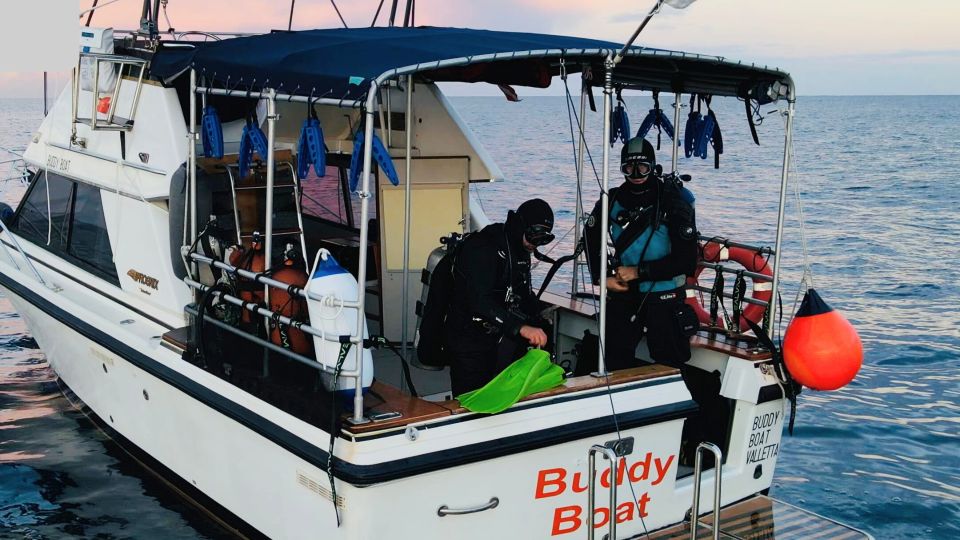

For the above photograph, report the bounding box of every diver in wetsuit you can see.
[585,137,729,462]
[445,199,555,396]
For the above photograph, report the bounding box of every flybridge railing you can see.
[185,252,365,381]
[70,52,148,145]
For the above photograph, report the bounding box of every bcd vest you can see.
[609,199,686,293]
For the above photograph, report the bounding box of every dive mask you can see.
[524,223,555,247]
[620,159,653,179]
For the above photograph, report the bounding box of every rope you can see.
[782,103,814,336]
[326,341,352,527]
[561,78,652,540]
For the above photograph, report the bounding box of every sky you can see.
[1,0,958,97]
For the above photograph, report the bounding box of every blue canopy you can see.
[151,27,790,102]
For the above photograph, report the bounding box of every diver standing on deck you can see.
[445,199,555,396]
[585,136,698,368]
[585,137,728,460]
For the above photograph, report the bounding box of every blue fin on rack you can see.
[348,131,400,191]
[201,106,223,159]
[238,117,270,178]
[610,103,630,146]
[297,117,326,179]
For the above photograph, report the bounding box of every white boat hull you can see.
[0,252,787,539]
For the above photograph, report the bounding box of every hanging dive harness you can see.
[685,239,773,333]
[692,96,723,169]
[610,88,630,146]
[297,102,326,179]
[683,94,704,159]
[636,91,677,150]
[348,128,400,191]
[238,113,270,178]
[201,105,224,159]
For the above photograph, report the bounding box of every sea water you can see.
[0,95,958,538]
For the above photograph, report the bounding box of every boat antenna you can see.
[402,0,414,27]
[370,0,385,27]
[287,0,295,30]
[388,0,400,26]
[613,0,698,65]
[330,0,348,28]
[85,0,99,26]
[78,0,128,24]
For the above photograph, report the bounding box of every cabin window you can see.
[302,164,352,225]
[10,172,119,285]
[12,171,73,248]
[300,156,378,229]
[68,182,117,281]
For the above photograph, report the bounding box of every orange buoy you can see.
[782,288,862,390]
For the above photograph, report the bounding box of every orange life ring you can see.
[685,241,773,331]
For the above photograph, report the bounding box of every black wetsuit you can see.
[444,222,539,396]
[584,178,698,367]
[585,178,730,462]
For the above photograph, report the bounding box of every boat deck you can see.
[351,363,678,434]
[161,322,770,436]
[646,494,872,539]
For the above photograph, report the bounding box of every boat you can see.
[0,1,873,538]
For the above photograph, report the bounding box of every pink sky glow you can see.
[1,0,957,96]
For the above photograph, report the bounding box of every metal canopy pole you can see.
[264,88,277,306]
[188,68,198,282]
[768,90,796,335]
[671,91,681,174]
[400,76,414,369]
[593,56,614,377]
[571,78,588,296]
[352,81,380,424]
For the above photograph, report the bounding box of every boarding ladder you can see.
[224,161,308,261]
[585,441,723,540]
[688,442,723,540]
[586,437,634,540]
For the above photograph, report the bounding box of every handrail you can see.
[188,253,361,308]
[688,285,769,308]
[183,305,359,379]
[0,219,49,287]
[195,86,363,110]
[587,445,619,540]
[184,277,362,349]
[183,278,363,379]
[689,442,723,540]
[437,497,499,517]
[697,261,772,282]
[697,235,776,256]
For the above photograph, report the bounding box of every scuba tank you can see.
[228,232,266,326]
[304,249,374,396]
[269,244,313,356]
[414,233,465,370]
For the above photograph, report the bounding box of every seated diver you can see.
[445,199,556,396]
[583,136,730,464]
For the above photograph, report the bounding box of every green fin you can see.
[456,349,565,414]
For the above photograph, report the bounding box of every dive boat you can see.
[0,3,872,539]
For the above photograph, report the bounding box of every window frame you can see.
[10,170,120,286]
